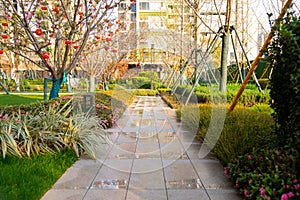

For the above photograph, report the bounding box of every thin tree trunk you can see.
[89,76,95,92]
[49,78,62,99]
[219,0,232,92]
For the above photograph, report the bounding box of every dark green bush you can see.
[131,76,150,89]
[266,11,300,148]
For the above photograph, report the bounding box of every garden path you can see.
[41,96,241,200]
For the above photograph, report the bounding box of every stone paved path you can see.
[42,96,241,200]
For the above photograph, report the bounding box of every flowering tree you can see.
[78,26,141,92]
[0,0,123,99]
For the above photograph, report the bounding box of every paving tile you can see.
[192,160,234,189]
[135,141,160,155]
[132,159,163,173]
[51,160,100,190]
[160,139,186,160]
[100,158,133,173]
[167,189,210,200]
[126,189,167,200]
[129,170,166,190]
[117,133,139,143]
[84,189,126,200]
[41,189,86,200]
[95,159,133,177]
[163,160,201,187]
[107,142,137,159]
[137,132,158,141]
[158,132,177,143]
[206,189,242,200]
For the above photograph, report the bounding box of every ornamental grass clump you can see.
[179,105,274,164]
[0,97,108,159]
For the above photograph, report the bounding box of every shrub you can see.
[266,10,300,149]
[227,148,300,199]
[138,71,159,81]
[95,89,135,128]
[131,76,150,89]
[132,89,158,96]
[179,105,274,164]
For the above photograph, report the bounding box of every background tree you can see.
[0,0,123,99]
[78,28,138,92]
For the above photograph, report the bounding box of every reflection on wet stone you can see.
[92,179,128,189]
[167,179,203,189]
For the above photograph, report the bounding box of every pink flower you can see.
[25,112,29,115]
[96,104,101,108]
[287,192,294,198]
[26,12,33,19]
[260,187,265,198]
[235,182,240,188]
[292,179,298,183]
[4,13,11,20]
[294,184,300,189]
[223,167,229,175]
[247,155,252,159]
[244,189,249,197]
[258,174,263,177]
[281,194,288,200]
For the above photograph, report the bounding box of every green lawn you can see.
[0,150,77,200]
[0,94,44,106]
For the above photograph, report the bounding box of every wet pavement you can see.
[41,96,241,200]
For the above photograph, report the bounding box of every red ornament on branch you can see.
[105,5,110,9]
[53,7,59,13]
[112,49,117,53]
[78,11,83,15]
[95,35,101,39]
[1,22,8,26]
[73,45,79,49]
[65,40,73,45]
[42,52,50,59]
[41,6,47,11]
[0,49,4,54]
[106,37,112,42]
[35,29,43,36]
[1,34,8,39]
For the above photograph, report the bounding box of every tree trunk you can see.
[49,78,62,99]
[89,76,95,92]
[219,33,229,92]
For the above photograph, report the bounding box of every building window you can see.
[140,2,149,10]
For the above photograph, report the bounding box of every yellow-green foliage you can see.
[179,105,274,164]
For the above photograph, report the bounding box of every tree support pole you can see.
[0,82,9,94]
[228,0,293,112]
